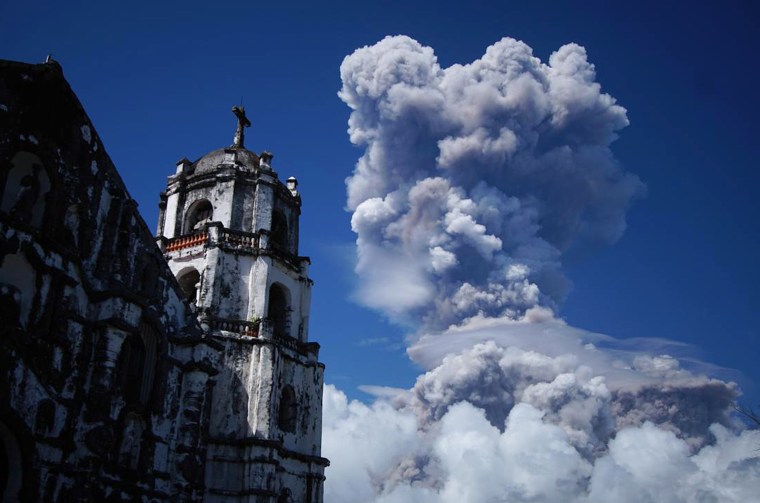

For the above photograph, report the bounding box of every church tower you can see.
[156,107,327,502]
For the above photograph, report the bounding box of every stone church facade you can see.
[0,58,327,502]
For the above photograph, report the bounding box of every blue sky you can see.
[3,0,758,406]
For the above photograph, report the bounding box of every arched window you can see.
[185,199,213,233]
[138,322,158,405]
[118,321,159,406]
[0,253,36,329]
[267,283,291,338]
[119,335,145,404]
[0,152,51,228]
[177,267,201,304]
[278,385,297,433]
[138,259,158,298]
[270,210,288,251]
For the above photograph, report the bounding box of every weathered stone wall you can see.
[0,59,210,502]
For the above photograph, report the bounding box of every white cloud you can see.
[322,385,421,503]
[322,312,746,503]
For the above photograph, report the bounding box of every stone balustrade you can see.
[165,232,207,252]
[206,316,319,358]
[164,225,261,254]
[208,316,260,337]
[219,228,260,250]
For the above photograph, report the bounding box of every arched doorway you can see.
[0,421,22,503]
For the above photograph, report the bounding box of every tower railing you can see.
[207,316,260,337]
[160,224,309,275]
[203,315,319,358]
[218,227,260,251]
[165,231,208,252]
[163,225,261,253]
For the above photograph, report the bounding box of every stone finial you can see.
[260,151,273,171]
[175,157,192,175]
[286,176,299,197]
[231,106,251,148]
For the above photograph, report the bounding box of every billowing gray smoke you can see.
[341,35,644,328]
[324,36,759,502]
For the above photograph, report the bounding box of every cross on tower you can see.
[231,105,251,148]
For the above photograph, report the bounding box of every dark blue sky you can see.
[3,0,758,404]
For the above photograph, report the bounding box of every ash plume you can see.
[324,36,758,502]
[341,35,644,329]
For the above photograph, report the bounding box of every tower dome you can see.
[191,147,260,175]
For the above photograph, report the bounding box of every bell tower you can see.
[156,107,327,502]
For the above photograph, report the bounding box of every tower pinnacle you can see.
[231,105,251,148]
